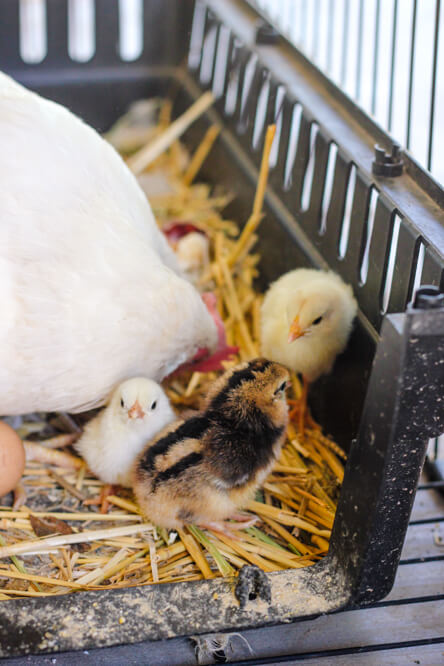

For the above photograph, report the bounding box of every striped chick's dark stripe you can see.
[138,416,208,474]
[152,451,203,489]
[209,359,272,413]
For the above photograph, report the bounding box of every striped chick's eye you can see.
[151,400,157,410]
[275,380,288,395]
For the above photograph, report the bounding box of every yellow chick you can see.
[260,269,357,427]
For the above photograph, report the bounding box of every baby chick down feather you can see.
[133,359,289,530]
[75,378,175,487]
[0,72,219,414]
[260,269,357,382]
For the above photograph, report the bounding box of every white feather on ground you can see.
[260,268,357,382]
[0,72,218,415]
[75,378,175,486]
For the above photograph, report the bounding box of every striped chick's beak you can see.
[288,316,305,343]
[128,400,144,419]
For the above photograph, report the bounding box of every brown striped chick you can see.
[132,358,289,533]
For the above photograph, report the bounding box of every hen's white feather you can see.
[260,269,357,382]
[0,73,217,414]
[75,378,175,486]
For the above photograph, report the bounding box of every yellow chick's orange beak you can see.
[288,317,305,343]
[128,400,144,419]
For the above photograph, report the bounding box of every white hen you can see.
[75,377,175,487]
[0,72,220,415]
[261,269,357,382]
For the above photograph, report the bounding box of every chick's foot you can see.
[99,484,115,513]
[200,515,258,538]
[229,512,258,526]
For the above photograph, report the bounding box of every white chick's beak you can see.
[288,317,306,343]
[128,400,144,419]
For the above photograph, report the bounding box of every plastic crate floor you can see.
[2,477,443,666]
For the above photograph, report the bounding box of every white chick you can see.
[260,269,357,427]
[75,378,175,487]
[175,232,210,285]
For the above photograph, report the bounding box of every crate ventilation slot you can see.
[359,186,379,286]
[68,0,95,63]
[212,25,230,99]
[252,75,270,150]
[410,240,426,301]
[19,0,47,64]
[200,23,218,85]
[238,54,259,132]
[188,0,206,70]
[319,142,338,236]
[118,0,143,62]
[283,104,303,191]
[269,85,286,168]
[338,163,357,259]
[300,123,319,213]
[380,213,402,314]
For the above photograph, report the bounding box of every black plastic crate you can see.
[0,0,443,657]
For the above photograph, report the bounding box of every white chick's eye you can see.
[312,316,323,326]
[120,398,124,408]
[151,400,157,410]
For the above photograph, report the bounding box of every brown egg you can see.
[0,421,25,497]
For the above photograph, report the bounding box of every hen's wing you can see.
[0,73,216,414]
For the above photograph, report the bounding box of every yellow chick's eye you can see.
[120,398,124,408]
[312,315,323,326]
[151,400,157,410]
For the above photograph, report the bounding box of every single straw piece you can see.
[220,257,257,358]
[49,469,87,501]
[0,524,155,558]
[127,92,215,175]
[177,528,214,579]
[0,509,141,522]
[229,124,276,266]
[182,125,221,186]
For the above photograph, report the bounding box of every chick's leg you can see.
[99,484,115,514]
[298,376,309,435]
[83,483,116,510]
